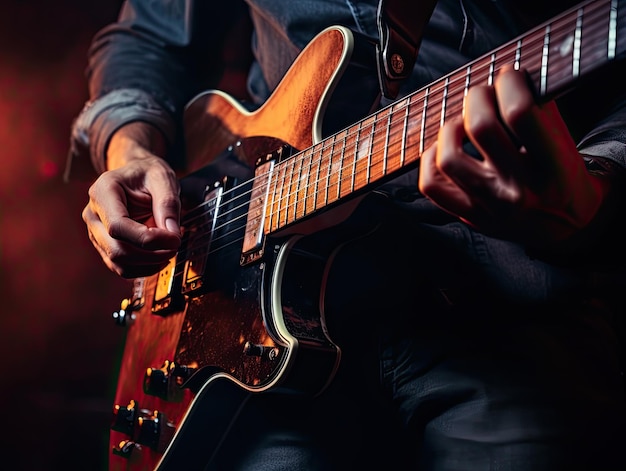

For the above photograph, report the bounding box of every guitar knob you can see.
[112,298,137,327]
[144,365,169,399]
[144,360,191,400]
[112,439,137,459]
[111,399,137,435]
[168,361,197,386]
[136,411,162,450]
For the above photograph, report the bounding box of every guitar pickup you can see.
[152,254,185,315]
[181,185,222,295]
[241,154,277,265]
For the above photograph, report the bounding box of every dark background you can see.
[0,1,146,469]
[0,2,252,469]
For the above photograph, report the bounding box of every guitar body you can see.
[109,26,381,471]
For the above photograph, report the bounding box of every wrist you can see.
[528,156,626,269]
[106,122,168,170]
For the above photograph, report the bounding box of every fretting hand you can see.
[419,65,609,247]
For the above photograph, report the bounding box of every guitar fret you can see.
[293,149,307,219]
[609,0,618,58]
[284,157,296,225]
[440,77,449,128]
[265,169,275,232]
[286,156,296,224]
[574,8,583,77]
[400,96,409,167]
[299,151,308,218]
[494,42,518,77]
[541,25,551,96]
[337,129,348,200]
[383,109,391,177]
[302,147,314,217]
[419,86,429,155]
[424,81,445,146]
[369,109,387,181]
[323,135,335,208]
[280,159,291,228]
[325,132,339,205]
[292,155,302,223]
[388,99,406,173]
[307,143,322,215]
[366,113,375,185]
[544,10,579,95]
[514,39,522,70]
[488,53,496,86]
[271,161,287,231]
[353,115,375,192]
[337,123,360,199]
[346,121,361,196]
[323,139,334,210]
[570,0,615,89]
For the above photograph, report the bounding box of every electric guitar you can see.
[107,0,626,469]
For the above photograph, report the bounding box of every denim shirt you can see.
[68,0,626,177]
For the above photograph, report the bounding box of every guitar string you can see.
[168,0,614,280]
[180,0,610,235]
[180,0,611,236]
[260,0,613,227]
[178,0,604,243]
[178,0,612,257]
[182,1,610,233]
[173,0,613,277]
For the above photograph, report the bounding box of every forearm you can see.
[106,122,169,171]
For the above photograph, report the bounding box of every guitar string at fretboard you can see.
[173,0,619,278]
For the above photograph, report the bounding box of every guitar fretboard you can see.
[260,0,624,234]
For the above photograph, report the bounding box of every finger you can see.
[464,81,524,178]
[107,216,181,251]
[83,204,178,266]
[419,132,473,217]
[87,227,174,278]
[144,164,182,235]
[87,178,181,251]
[436,117,501,202]
[421,120,522,229]
[495,67,584,185]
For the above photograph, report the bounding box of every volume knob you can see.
[136,411,162,450]
[112,439,138,459]
[111,399,137,435]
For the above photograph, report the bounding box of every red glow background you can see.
[0,2,252,469]
[0,1,134,469]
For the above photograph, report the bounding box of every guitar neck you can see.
[262,0,625,234]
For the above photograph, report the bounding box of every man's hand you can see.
[82,123,182,278]
[418,65,609,247]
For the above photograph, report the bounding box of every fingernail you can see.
[165,217,180,234]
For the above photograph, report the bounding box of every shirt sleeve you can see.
[67,0,248,179]
[577,94,626,169]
